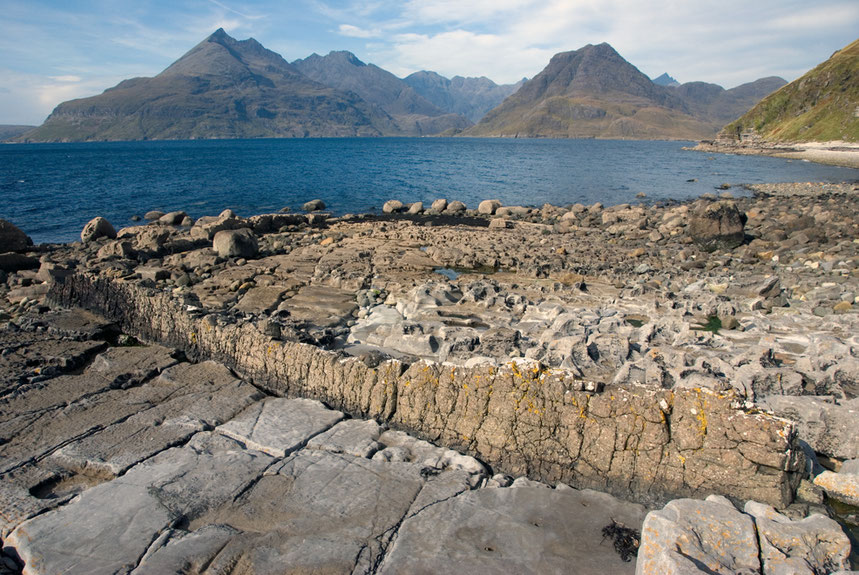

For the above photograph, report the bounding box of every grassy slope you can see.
[723,39,859,142]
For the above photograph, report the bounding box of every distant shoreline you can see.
[690,140,859,170]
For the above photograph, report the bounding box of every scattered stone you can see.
[80,217,117,243]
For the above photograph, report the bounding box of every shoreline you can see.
[1,184,858,572]
[691,139,859,170]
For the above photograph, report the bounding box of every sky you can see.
[1,0,857,125]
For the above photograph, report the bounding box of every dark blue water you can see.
[1,138,857,244]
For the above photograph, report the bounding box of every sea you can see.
[1,138,857,245]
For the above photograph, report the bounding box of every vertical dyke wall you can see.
[50,273,804,507]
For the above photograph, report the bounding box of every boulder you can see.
[81,217,117,243]
[430,199,448,212]
[0,252,39,272]
[445,200,466,214]
[813,470,859,506]
[688,200,745,252]
[744,501,851,574]
[478,199,502,215]
[407,202,424,214]
[636,496,760,574]
[190,215,247,241]
[212,228,258,259]
[383,200,405,214]
[302,199,326,212]
[158,211,188,226]
[143,210,164,221]
[0,219,33,251]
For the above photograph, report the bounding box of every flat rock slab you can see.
[234,285,288,315]
[0,332,106,396]
[7,432,274,575]
[50,361,264,476]
[185,450,430,573]
[217,397,344,457]
[279,285,358,328]
[379,485,647,574]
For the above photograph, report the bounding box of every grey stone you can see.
[0,219,33,251]
[636,496,759,574]
[158,211,188,226]
[302,199,326,212]
[381,486,647,575]
[813,470,859,506]
[688,200,745,252]
[81,217,117,243]
[841,459,859,475]
[761,395,859,460]
[305,418,383,458]
[478,199,502,215]
[383,199,404,213]
[144,210,165,221]
[133,524,239,575]
[407,201,424,214]
[445,200,467,214]
[431,198,447,211]
[216,397,344,457]
[0,253,38,272]
[744,500,851,574]
[212,228,258,259]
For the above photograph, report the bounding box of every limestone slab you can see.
[216,397,344,457]
[380,486,647,575]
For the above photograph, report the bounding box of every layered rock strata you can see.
[51,273,803,507]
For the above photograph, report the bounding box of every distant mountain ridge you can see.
[16,30,788,142]
[466,43,785,139]
[0,125,36,142]
[652,73,679,87]
[721,38,859,142]
[292,51,471,136]
[19,29,401,142]
[402,71,524,123]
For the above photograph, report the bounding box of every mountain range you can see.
[722,38,858,142]
[18,29,788,143]
[465,43,786,139]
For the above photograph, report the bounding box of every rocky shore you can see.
[1,183,858,573]
[692,140,859,169]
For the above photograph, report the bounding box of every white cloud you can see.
[338,24,380,38]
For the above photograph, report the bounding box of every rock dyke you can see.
[50,273,804,507]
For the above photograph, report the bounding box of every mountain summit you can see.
[20,30,400,141]
[467,43,710,139]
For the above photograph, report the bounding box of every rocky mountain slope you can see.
[721,38,859,142]
[466,43,716,139]
[670,77,787,131]
[18,30,401,142]
[402,71,524,123]
[292,51,471,136]
[467,44,785,140]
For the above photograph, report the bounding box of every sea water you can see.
[1,138,857,244]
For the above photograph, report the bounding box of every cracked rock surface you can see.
[0,310,651,574]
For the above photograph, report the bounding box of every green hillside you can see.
[722,38,859,142]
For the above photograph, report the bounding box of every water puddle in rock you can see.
[434,266,499,281]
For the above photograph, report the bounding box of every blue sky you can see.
[1,0,857,125]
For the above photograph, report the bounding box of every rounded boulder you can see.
[81,217,117,243]
[383,200,405,214]
[445,200,467,214]
[0,219,33,252]
[688,200,745,252]
[213,228,259,259]
[302,199,326,212]
[478,199,502,215]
